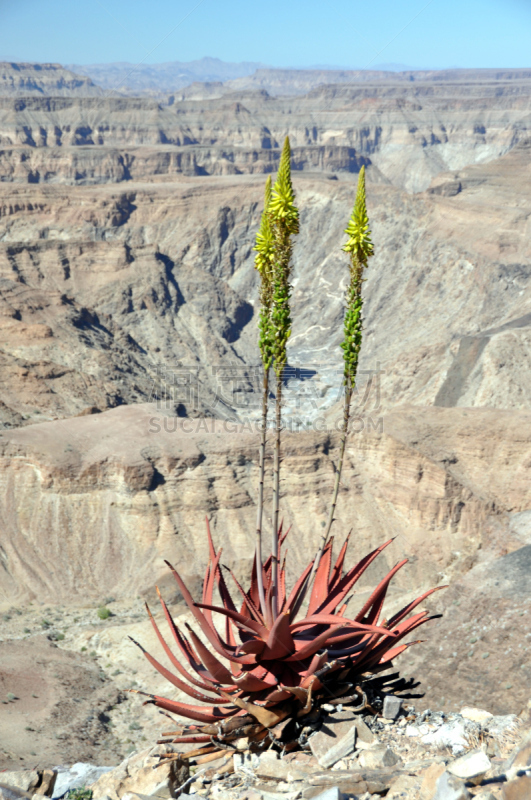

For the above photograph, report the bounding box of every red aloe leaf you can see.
[237,639,266,656]
[261,612,295,660]
[279,522,290,548]
[328,628,382,660]
[287,559,315,620]
[205,515,217,562]
[324,628,370,646]
[195,603,268,639]
[226,620,242,678]
[233,673,278,692]
[202,564,211,607]
[165,560,238,662]
[202,547,224,627]
[129,636,229,704]
[300,650,329,679]
[223,566,264,625]
[354,559,408,623]
[378,642,412,664]
[291,614,392,637]
[386,586,447,629]
[150,695,236,723]
[145,601,220,694]
[217,566,238,615]
[249,554,268,614]
[285,624,345,662]
[185,625,235,684]
[308,538,334,616]
[355,613,433,671]
[315,539,394,616]
[388,610,429,637]
[155,591,223,692]
[329,531,351,592]
[279,558,287,611]
[362,586,388,628]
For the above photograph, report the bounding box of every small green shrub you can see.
[67,789,93,800]
[97,607,111,620]
[6,693,16,702]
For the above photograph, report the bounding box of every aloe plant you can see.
[133,158,443,763]
[132,523,442,755]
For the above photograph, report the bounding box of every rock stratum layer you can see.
[2,402,530,604]
[1,75,531,191]
[1,142,531,428]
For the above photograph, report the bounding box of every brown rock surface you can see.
[89,746,188,800]
[1,403,530,606]
[0,637,124,769]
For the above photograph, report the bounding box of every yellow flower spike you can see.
[269,137,299,235]
[342,166,374,265]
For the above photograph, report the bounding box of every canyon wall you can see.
[1,76,531,191]
[1,143,530,429]
[1,403,530,606]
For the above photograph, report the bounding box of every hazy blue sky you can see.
[0,0,530,69]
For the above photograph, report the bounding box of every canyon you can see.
[0,61,530,767]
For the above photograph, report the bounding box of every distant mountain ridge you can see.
[2,60,531,99]
[225,66,531,95]
[0,61,103,96]
[67,56,265,94]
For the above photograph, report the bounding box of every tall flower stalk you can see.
[310,166,374,585]
[253,176,274,618]
[267,137,299,619]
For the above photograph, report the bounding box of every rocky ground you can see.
[1,403,531,769]
[1,694,531,799]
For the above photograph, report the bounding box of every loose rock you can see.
[89,748,188,800]
[383,696,402,721]
[358,746,401,770]
[447,748,491,782]
[433,771,471,800]
[0,787,34,800]
[460,707,493,724]
[0,774,39,794]
[53,764,115,799]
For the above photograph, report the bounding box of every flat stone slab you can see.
[447,748,491,780]
[309,711,375,768]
